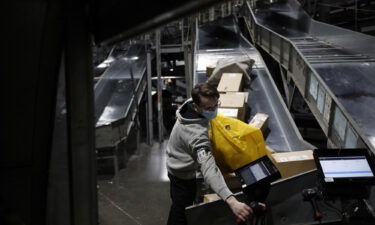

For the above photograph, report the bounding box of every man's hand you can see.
[226,196,253,221]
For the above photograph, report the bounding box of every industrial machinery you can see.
[184,0,375,224]
[93,0,375,224]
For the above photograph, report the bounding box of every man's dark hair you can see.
[191,83,219,105]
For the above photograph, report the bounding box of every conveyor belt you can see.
[194,16,312,152]
[94,44,147,148]
[243,0,375,154]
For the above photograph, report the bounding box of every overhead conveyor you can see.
[193,16,312,152]
[242,0,375,154]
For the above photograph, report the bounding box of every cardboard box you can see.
[265,145,277,167]
[218,108,238,119]
[203,193,220,203]
[217,73,243,92]
[224,92,248,104]
[270,150,316,179]
[266,145,276,156]
[206,66,215,77]
[249,113,269,133]
[219,93,245,121]
[220,93,245,108]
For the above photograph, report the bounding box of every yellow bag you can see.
[209,113,267,172]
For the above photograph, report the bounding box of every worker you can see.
[166,83,253,225]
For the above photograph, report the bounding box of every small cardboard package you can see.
[249,113,269,133]
[270,150,316,179]
[218,108,239,119]
[219,93,245,121]
[226,92,249,103]
[217,73,243,92]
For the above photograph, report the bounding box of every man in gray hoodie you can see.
[166,83,252,225]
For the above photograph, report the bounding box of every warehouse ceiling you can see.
[92,0,226,45]
[299,0,375,36]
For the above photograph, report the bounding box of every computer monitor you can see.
[314,148,375,198]
[320,155,373,179]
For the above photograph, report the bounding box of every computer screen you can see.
[249,163,268,181]
[235,155,280,188]
[314,148,375,198]
[319,156,374,179]
[314,148,375,185]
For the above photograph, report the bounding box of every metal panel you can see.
[266,171,342,225]
[270,33,281,58]
[314,63,375,150]
[186,194,244,225]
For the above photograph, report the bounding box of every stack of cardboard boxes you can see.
[215,72,269,132]
[216,73,248,122]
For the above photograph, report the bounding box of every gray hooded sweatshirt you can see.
[166,99,233,200]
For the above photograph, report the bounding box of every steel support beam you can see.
[184,45,193,98]
[155,30,164,143]
[146,48,154,145]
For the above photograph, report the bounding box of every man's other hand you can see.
[225,196,253,221]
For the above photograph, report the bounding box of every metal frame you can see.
[146,45,154,146]
[155,29,164,143]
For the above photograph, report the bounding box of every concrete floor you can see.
[98,141,170,225]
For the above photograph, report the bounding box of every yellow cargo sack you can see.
[208,113,267,172]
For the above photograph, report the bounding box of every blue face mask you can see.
[202,108,218,120]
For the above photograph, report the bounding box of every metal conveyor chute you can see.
[194,16,312,152]
[94,44,147,149]
[243,0,375,154]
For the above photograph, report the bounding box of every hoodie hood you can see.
[176,99,209,125]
